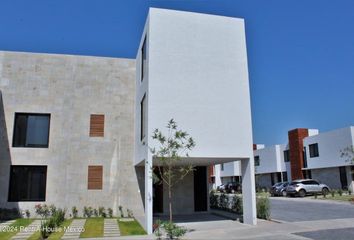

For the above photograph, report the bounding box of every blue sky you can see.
[1,0,353,145]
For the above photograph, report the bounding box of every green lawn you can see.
[118,219,146,236]
[80,218,104,238]
[27,219,74,240]
[312,194,354,202]
[0,218,33,240]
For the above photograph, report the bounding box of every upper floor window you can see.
[89,114,105,137]
[283,150,290,162]
[254,156,260,166]
[140,94,146,141]
[309,143,319,158]
[221,163,224,171]
[13,113,50,148]
[141,36,147,82]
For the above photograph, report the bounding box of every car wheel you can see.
[299,189,306,197]
[322,187,329,195]
[282,190,287,197]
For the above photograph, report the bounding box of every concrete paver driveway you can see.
[270,196,354,222]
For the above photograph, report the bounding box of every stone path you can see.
[11,219,41,240]
[61,219,86,239]
[0,219,15,229]
[104,219,121,238]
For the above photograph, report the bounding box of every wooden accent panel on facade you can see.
[88,166,103,190]
[89,114,104,137]
[288,128,308,180]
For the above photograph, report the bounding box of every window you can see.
[13,113,50,148]
[89,114,104,137]
[8,166,47,201]
[140,94,146,141]
[303,147,308,168]
[309,143,319,158]
[254,156,260,166]
[141,36,147,81]
[221,163,224,171]
[88,166,103,190]
[283,150,290,162]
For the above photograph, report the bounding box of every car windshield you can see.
[290,181,300,185]
[273,183,282,187]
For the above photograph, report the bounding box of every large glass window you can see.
[8,166,47,201]
[283,150,290,162]
[254,156,260,166]
[140,94,146,141]
[309,143,319,158]
[13,113,50,148]
[141,36,147,81]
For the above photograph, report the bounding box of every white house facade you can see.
[0,8,257,234]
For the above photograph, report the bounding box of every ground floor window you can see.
[8,166,47,201]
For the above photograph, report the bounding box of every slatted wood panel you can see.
[88,166,103,190]
[90,114,104,137]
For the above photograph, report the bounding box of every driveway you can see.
[270,197,354,222]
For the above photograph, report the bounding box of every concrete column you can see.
[241,158,257,225]
[145,155,153,234]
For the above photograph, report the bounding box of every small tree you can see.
[150,119,196,223]
[340,145,354,164]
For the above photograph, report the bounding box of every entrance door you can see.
[194,166,207,212]
[339,166,348,190]
[153,168,163,213]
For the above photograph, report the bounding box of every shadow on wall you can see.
[0,91,20,219]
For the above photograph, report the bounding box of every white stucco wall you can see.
[136,8,253,161]
[304,126,354,169]
[254,145,285,174]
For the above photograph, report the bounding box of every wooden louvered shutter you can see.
[88,166,103,190]
[90,114,104,137]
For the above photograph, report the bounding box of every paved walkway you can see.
[104,219,121,238]
[0,220,15,229]
[11,220,41,240]
[61,219,86,239]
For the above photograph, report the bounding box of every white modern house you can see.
[213,126,354,192]
[135,8,256,233]
[253,144,289,187]
[303,126,354,191]
[0,8,257,234]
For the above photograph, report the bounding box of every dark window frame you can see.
[140,94,146,141]
[283,150,290,162]
[8,165,47,202]
[12,113,51,148]
[309,143,319,158]
[141,36,147,82]
[254,156,260,166]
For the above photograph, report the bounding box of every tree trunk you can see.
[169,182,173,223]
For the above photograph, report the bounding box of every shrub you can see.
[72,206,78,218]
[209,192,218,209]
[154,219,163,240]
[349,189,352,195]
[108,208,113,218]
[35,204,50,218]
[314,192,318,199]
[99,207,106,218]
[162,221,187,240]
[232,195,243,214]
[119,205,124,218]
[256,197,270,220]
[49,204,57,216]
[338,189,343,196]
[83,206,93,218]
[127,209,134,218]
[93,209,99,217]
[330,190,335,197]
[40,218,56,239]
[25,210,30,219]
[52,208,65,226]
[219,193,228,210]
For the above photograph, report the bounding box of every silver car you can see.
[286,179,330,197]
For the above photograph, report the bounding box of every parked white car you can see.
[286,179,330,197]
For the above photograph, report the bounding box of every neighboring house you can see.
[303,126,354,191]
[0,8,257,234]
[254,144,289,188]
[213,127,354,192]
